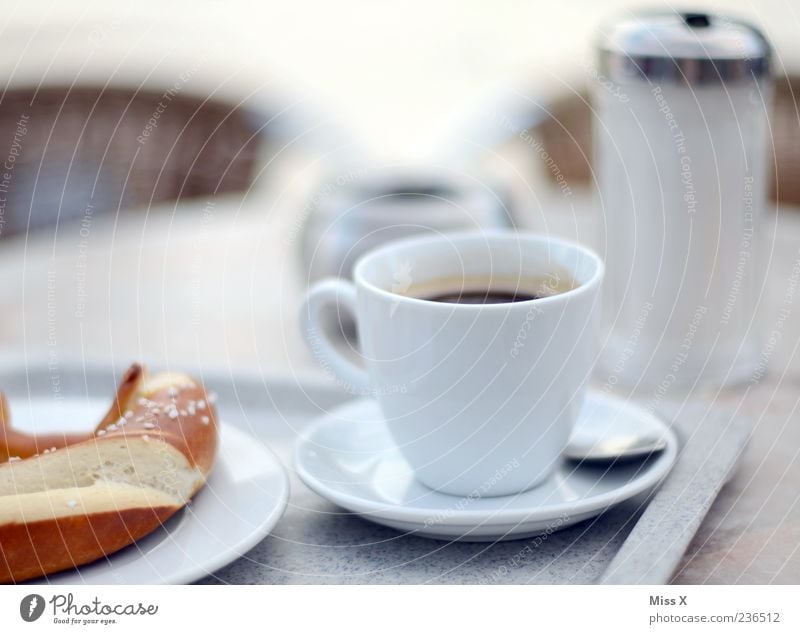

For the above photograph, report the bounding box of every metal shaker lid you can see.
[597,11,771,84]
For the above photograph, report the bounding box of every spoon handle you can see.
[599,404,751,584]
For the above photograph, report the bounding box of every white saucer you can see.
[295,392,679,542]
[11,397,289,584]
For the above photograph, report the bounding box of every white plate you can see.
[8,397,289,584]
[295,392,679,541]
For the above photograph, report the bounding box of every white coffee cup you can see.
[300,231,603,497]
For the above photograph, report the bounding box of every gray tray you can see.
[0,364,749,584]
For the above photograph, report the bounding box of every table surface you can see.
[1,161,799,584]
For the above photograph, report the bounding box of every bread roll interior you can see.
[0,437,203,523]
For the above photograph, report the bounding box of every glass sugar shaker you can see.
[592,11,773,390]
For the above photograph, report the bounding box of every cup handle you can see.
[300,278,371,394]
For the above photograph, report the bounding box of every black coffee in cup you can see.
[406,273,575,305]
[423,289,541,304]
